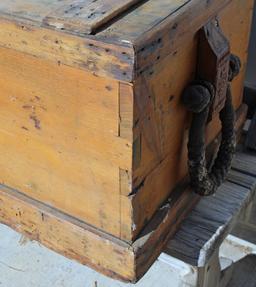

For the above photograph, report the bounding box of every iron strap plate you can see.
[197,20,230,117]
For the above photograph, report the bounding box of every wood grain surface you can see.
[128,0,254,239]
[166,152,256,267]
[0,0,144,34]
[0,0,254,280]
[0,46,132,238]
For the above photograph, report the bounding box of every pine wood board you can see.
[0,0,252,82]
[0,16,135,81]
[98,0,232,77]
[0,0,144,34]
[0,45,133,238]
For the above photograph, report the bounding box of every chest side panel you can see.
[0,46,133,238]
[130,0,254,238]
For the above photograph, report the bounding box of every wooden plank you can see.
[0,0,70,22]
[219,0,255,109]
[0,0,144,35]
[0,0,253,83]
[232,153,256,177]
[98,0,231,76]
[98,0,193,42]
[133,0,232,77]
[0,185,135,282]
[44,0,144,34]
[228,170,256,190]
[0,16,134,82]
[165,165,256,267]
[0,46,134,238]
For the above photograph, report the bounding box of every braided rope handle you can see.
[182,55,241,196]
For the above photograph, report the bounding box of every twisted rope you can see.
[182,54,240,196]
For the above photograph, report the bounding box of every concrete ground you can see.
[1,223,195,287]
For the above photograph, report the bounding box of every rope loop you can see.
[182,54,240,196]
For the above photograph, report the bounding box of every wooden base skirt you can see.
[0,183,198,282]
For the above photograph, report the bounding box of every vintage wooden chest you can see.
[0,0,254,282]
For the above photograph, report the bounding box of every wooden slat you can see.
[165,164,256,267]
[0,0,70,22]
[119,83,134,141]
[228,170,256,190]
[98,0,231,76]
[0,0,144,35]
[0,16,134,82]
[44,0,144,34]
[99,0,192,41]
[0,185,135,281]
[232,153,256,177]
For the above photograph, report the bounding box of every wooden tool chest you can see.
[0,0,254,282]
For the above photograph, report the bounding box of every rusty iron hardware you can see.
[197,19,230,120]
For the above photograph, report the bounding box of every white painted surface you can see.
[220,235,256,265]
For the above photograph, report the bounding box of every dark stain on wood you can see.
[30,114,41,130]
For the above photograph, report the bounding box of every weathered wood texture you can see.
[0,184,135,281]
[0,123,254,283]
[0,17,135,82]
[0,0,253,241]
[0,105,247,283]
[44,0,143,34]
[0,46,133,238]
[166,152,256,267]
[0,0,252,83]
[0,173,198,282]
[0,0,143,34]
[128,0,254,239]
[0,0,254,281]
[99,0,232,76]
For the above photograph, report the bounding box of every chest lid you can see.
[0,0,143,34]
[0,0,231,82]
